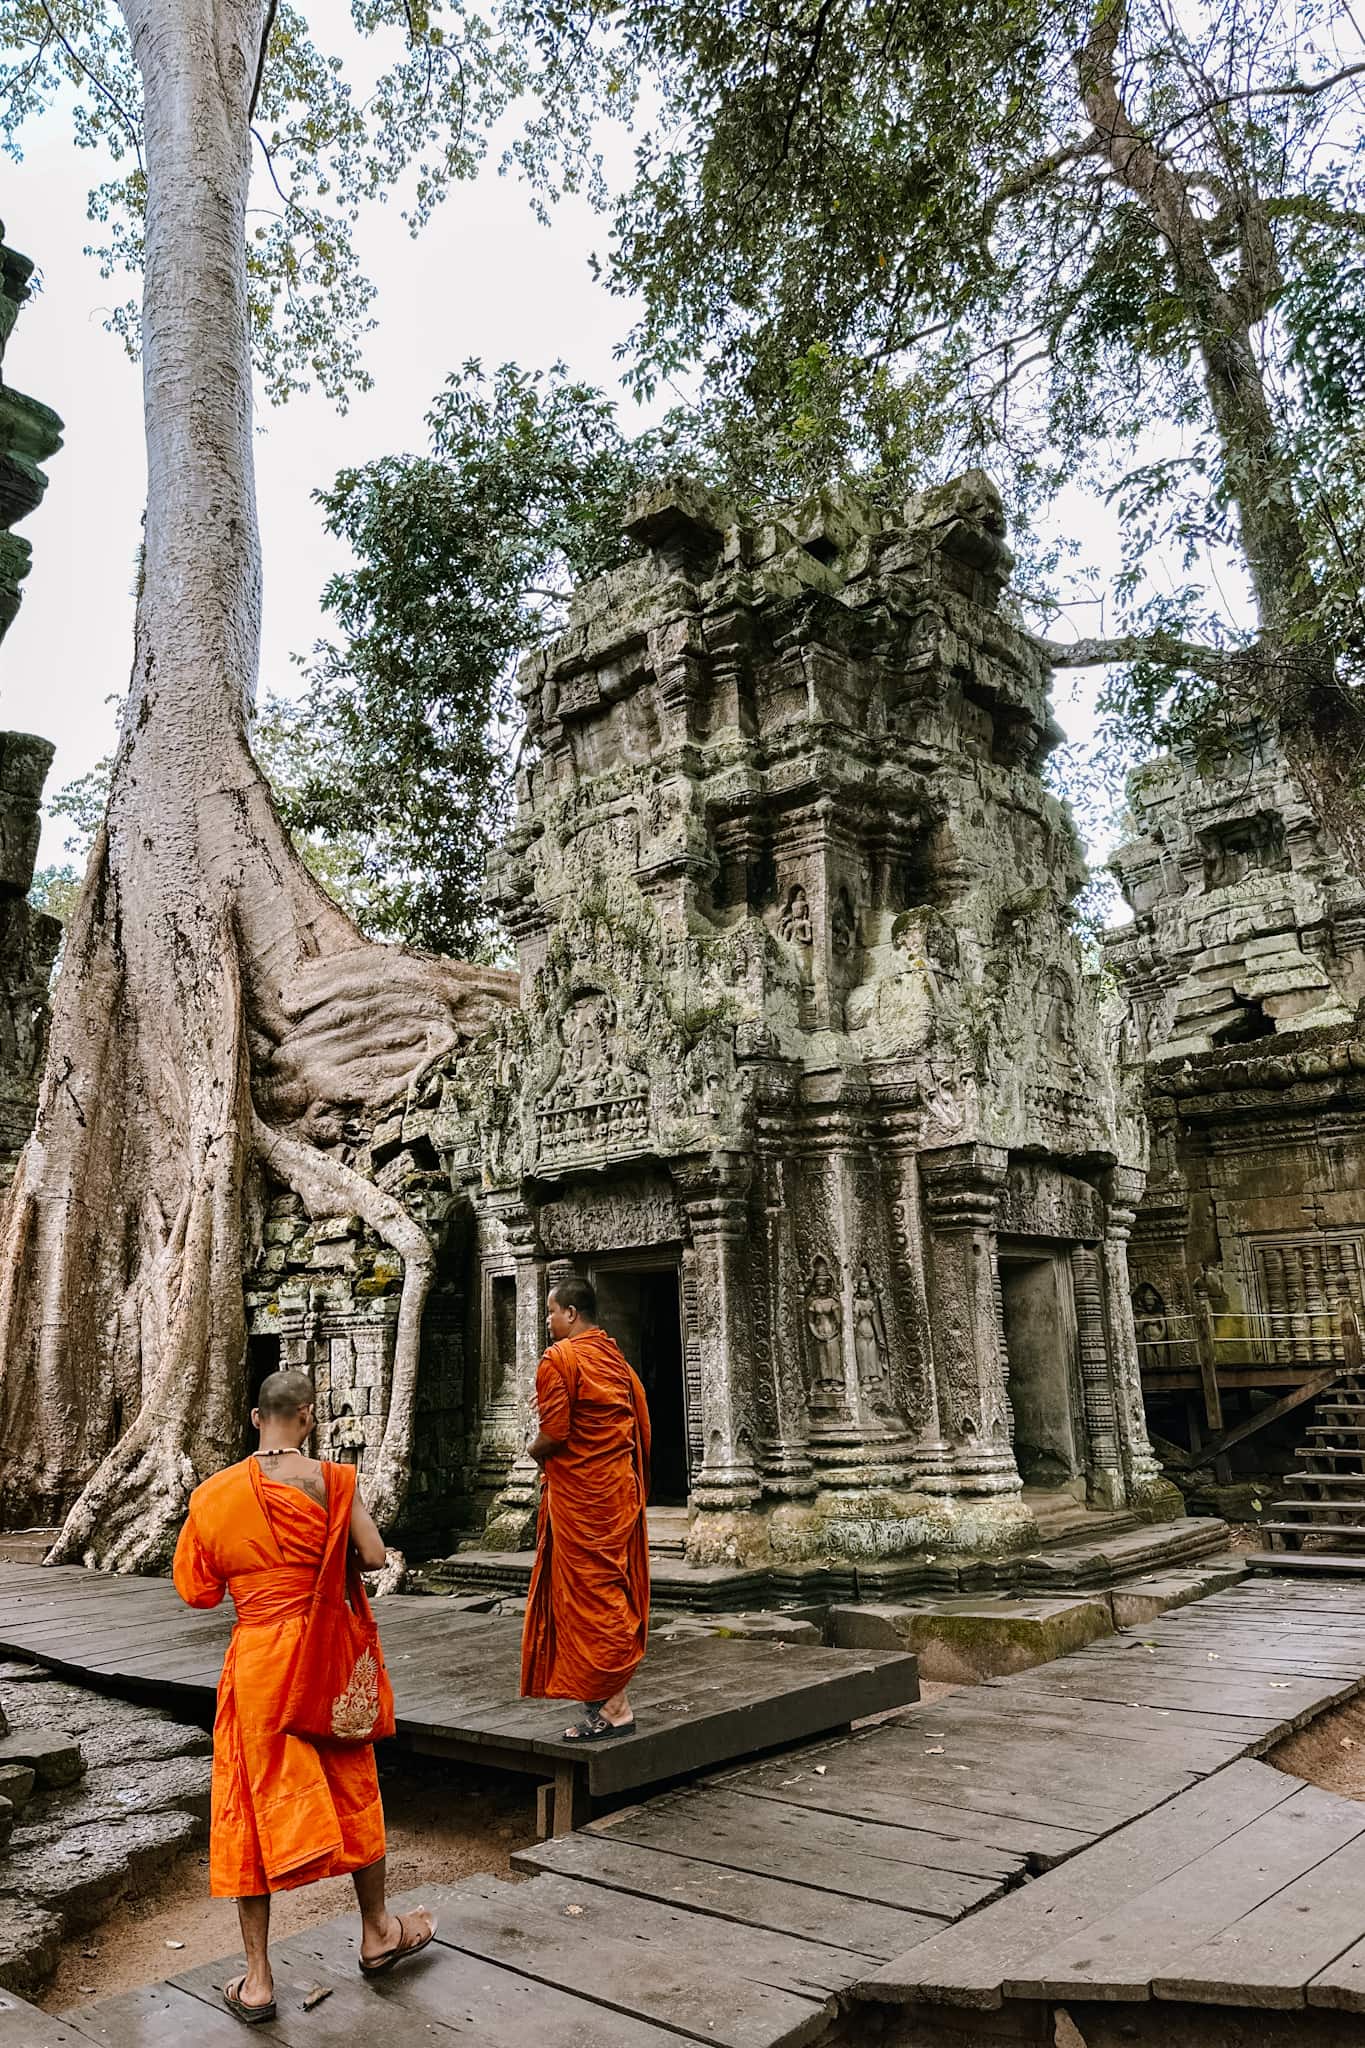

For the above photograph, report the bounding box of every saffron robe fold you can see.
[173,1457,386,1898]
[521,1327,652,1704]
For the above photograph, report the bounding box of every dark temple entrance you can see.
[998,1251,1084,1491]
[590,1261,689,1506]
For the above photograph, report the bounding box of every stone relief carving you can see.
[832,885,857,957]
[538,989,650,1160]
[852,1262,891,1403]
[997,1162,1103,1243]
[803,1255,847,1412]
[779,883,813,945]
[536,1175,684,1255]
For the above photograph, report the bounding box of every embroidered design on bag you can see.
[331,1648,380,1739]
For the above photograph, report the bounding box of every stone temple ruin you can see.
[0,225,63,1186]
[246,474,1180,1572]
[1106,728,1365,1449]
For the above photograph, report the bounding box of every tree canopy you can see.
[499,0,1365,850]
[266,359,676,956]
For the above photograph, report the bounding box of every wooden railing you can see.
[1139,1300,1364,1449]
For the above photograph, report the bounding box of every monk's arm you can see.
[349,1492,388,1570]
[172,1514,225,1609]
[529,1349,572,1467]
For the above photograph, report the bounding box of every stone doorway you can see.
[242,1332,281,1453]
[590,1260,690,1507]
[998,1252,1084,1492]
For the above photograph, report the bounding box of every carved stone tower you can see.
[440,476,1173,1567]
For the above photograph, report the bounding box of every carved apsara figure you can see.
[779,883,813,945]
[803,1255,846,1410]
[852,1262,890,1399]
[832,886,857,956]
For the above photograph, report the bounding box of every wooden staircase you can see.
[1251,1373,1365,1577]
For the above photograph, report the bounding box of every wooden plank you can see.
[62,1983,282,2046]
[1156,1827,1365,2008]
[175,1917,687,2048]
[0,1990,89,2047]
[405,1877,832,2048]
[1017,1779,1365,2003]
[724,1763,1092,1865]
[596,1786,1008,1917]
[499,1870,863,1998]
[734,1733,1182,1840]
[859,1760,1300,2010]
[513,1829,938,1961]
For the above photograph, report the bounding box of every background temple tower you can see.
[1107,729,1365,1469]
[440,475,1175,1568]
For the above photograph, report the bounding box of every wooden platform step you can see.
[1247,1552,1365,1578]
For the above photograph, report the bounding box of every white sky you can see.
[6,63,1133,873]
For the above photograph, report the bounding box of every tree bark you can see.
[1076,2,1365,879]
[0,0,513,1567]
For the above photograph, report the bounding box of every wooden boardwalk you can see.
[20,1575,1365,2044]
[0,1564,917,1835]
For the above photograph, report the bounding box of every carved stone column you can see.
[880,1108,954,1489]
[673,1152,763,1518]
[755,1148,816,1498]
[1101,1164,1183,1518]
[1069,1243,1126,1510]
[482,1201,548,1550]
[919,1143,1020,1496]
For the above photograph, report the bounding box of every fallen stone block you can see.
[653,1611,822,1646]
[0,1793,11,1849]
[829,1594,1114,1680]
[2,1808,200,1932]
[0,1729,84,1787]
[0,1899,63,1997]
[0,1764,34,1809]
[1109,1555,1247,1629]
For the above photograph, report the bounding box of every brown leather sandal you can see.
[223,1975,277,2025]
[358,1909,438,1978]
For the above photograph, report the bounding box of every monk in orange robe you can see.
[174,1368,434,2025]
[521,1275,651,1739]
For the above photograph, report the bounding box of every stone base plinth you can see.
[685,1484,1040,1570]
[829,1591,1114,1681]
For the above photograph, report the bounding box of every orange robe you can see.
[521,1327,651,1704]
[172,1457,386,1898]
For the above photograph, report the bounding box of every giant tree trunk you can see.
[0,0,512,1568]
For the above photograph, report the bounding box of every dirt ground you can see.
[39,1753,535,2015]
[1269,1692,1365,1800]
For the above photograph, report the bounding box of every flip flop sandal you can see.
[358,1909,439,1978]
[223,1976,277,2025]
[564,1711,637,1742]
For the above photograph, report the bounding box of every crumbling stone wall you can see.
[1106,728,1365,1422]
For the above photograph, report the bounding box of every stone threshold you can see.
[419,1513,1231,1612]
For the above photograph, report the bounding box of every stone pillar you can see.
[754,1149,816,1499]
[919,1143,1021,1499]
[482,1200,547,1550]
[673,1153,763,1551]
[1069,1243,1126,1510]
[881,1109,954,1490]
[1102,1165,1184,1518]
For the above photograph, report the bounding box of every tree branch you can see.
[1036,631,1242,681]
[247,0,278,121]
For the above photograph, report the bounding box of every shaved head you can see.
[255,1368,316,1419]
